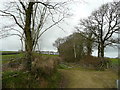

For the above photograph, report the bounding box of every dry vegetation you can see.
[79,55,112,70]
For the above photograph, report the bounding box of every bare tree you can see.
[77,1,120,58]
[0,0,71,71]
[91,1,120,58]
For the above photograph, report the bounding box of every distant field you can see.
[1,51,118,65]
[1,53,24,64]
[109,58,119,65]
[1,53,24,60]
[1,52,59,64]
[0,51,18,53]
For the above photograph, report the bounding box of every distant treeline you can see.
[1,52,20,55]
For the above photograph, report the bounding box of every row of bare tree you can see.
[77,1,120,58]
[54,1,120,62]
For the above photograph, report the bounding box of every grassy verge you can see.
[57,63,100,72]
[45,71,61,88]
[2,70,61,88]
[2,70,41,88]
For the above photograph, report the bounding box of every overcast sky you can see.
[0,0,118,58]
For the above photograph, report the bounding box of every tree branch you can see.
[19,0,26,11]
[38,17,64,38]
[0,10,24,30]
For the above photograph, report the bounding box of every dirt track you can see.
[59,68,118,88]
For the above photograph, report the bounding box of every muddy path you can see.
[59,68,118,88]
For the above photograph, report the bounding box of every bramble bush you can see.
[79,55,111,70]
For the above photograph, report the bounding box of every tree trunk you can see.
[100,41,106,70]
[87,41,92,56]
[20,38,23,51]
[87,33,93,56]
[98,43,101,57]
[100,41,104,58]
[24,2,34,71]
[73,43,77,59]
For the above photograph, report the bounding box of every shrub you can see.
[3,57,25,71]
[109,58,120,73]
[31,56,58,77]
[79,55,111,70]
[31,56,62,88]
[2,55,61,88]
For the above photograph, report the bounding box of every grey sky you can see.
[0,0,118,58]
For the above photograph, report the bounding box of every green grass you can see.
[2,70,61,88]
[46,71,61,88]
[57,63,98,71]
[1,53,25,64]
[1,52,58,64]
[2,70,41,88]
[1,51,58,60]
[0,51,18,53]
[109,58,120,65]
[58,63,69,69]
[2,53,24,60]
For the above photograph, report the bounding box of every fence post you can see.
[117,80,120,89]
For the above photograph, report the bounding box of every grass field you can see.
[1,52,58,60]
[0,51,18,53]
[1,53,24,60]
[1,53,24,64]
[109,58,119,65]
